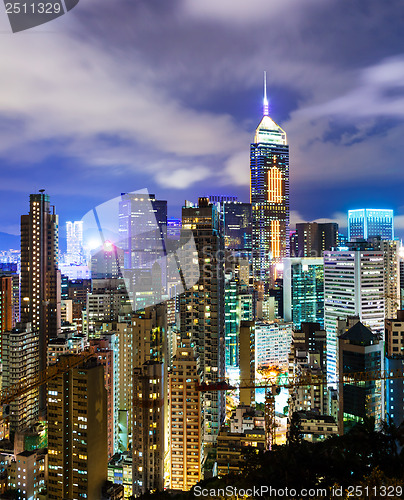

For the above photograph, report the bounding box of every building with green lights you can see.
[283,257,324,330]
[225,275,239,370]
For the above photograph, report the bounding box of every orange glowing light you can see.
[268,167,282,203]
[271,220,280,258]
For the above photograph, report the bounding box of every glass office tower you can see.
[250,74,289,283]
[348,209,394,240]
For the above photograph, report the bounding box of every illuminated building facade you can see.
[169,341,201,491]
[338,322,384,434]
[255,321,293,371]
[181,198,225,446]
[380,240,401,319]
[288,323,327,416]
[7,450,46,499]
[66,220,84,265]
[291,222,338,257]
[224,274,239,370]
[348,209,394,241]
[222,201,252,257]
[119,193,167,268]
[324,250,385,382]
[90,241,124,279]
[384,312,404,427]
[90,336,119,459]
[239,321,255,407]
[283,257,324,329]
[21,192,61,413]
[250,74,289,283]
[132,361,165,496]
[47,360,108,500]
[0,276,13,361]
[2,323,39,433]
[217,406,265,478]
[87,278,129,331]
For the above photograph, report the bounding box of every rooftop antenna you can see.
[263,71,269,116]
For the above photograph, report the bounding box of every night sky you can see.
[1,0,404,248]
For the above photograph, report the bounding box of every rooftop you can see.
[339,321,376,345]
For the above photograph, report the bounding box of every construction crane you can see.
[0,351,94,407]
[196,367,404,449]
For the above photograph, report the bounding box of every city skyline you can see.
[1,1,404,243]
[1,2,404,497]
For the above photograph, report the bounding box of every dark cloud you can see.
[0,0,404,241]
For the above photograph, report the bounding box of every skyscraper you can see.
[291,222,338,257]
[20,191,61,413]
[324,249,385,382]
[132,362,165,496]
[250,73,289,283]
[338,322,384,434]
[180,197,225,446]
[283,257,324,329]
[2,323,39,433]
[66,220,84,265]
[348,209,394,241]
[119,193,168,309]
[169,340,201,491]
[119,193,167,270]
[47,359,108,500]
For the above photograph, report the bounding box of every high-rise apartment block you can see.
[87,278,129,331]
[239,321,255,407]
[0,276,13,333]
[380,240,401,319]
[288,323,327,416]
[255,321,293,371]
[47,360,108,500]
[250,75,289,283]
[169,341,201,491]
[348,209,394,241]
[324,250,384,382]
[181,198,225,445]
[338,322,384,434]
[2,323,39,433]
[21,192,61,412]
[283,257,324,329]
[90,336,120,459]
[132,362,165,496]
[114,304,167,495]
[291,222,338,257]
[0,276,13,361]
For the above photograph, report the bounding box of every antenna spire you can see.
[263,71,269,116]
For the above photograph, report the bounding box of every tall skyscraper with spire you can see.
[250,72,290,283]
[21,191,61,413]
